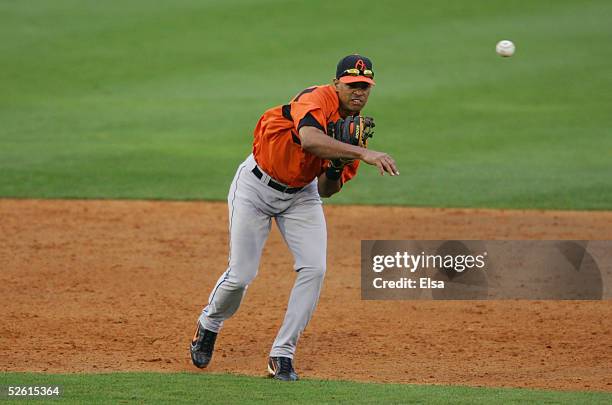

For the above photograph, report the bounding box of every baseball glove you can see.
[327,115,375,148]
[327,116,375,168]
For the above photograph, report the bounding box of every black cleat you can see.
[190,322,217,368]
[267,356,299,381]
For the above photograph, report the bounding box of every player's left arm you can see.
[317,171,342,198]
[317,158,361,197]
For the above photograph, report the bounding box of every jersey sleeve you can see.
[341,160,360,184]
[297,112,324,132]
[288,86,336,135]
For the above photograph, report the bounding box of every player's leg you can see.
[269,184,327,363]
[191,159,272,368]
[199,164,272,332]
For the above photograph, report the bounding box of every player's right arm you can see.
[298,126,399,176]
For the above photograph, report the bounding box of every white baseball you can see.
[496,40,515,57]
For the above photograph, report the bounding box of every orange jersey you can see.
[252,84,360,187]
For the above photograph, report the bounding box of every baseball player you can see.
[190,54,399,381]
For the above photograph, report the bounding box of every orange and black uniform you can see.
[252,84,360,187]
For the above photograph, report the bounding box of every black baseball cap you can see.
[336,54,375,85]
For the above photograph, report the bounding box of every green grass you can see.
[1,0,611,209]
[1,373,611,404]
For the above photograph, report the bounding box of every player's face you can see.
[334,80,371,116]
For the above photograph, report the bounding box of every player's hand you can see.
[361,149,399,176]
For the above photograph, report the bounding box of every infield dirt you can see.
[1,199,611,391]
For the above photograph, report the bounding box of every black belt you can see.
[251,166,303,194]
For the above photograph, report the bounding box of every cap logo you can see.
[354,59,367,71]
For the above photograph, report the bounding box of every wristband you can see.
[325,166,343,181]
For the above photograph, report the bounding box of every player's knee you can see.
[298,263,326,279]
[228,268,258,289]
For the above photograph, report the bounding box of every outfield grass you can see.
[1,373,611,404]
[1,0,611,209]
